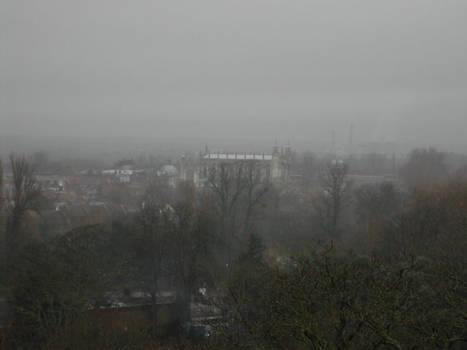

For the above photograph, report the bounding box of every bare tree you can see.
[297,151,316,187]
[314,160,348,238]
[354,182,401,231]
[400,147,447,188]
[242,161,270,235]
[207,159,273,269]
[7,155,40,234]
[208,161,247,265]
[136,174,173,337]
[5,155,40,269]
[170,184,215,325]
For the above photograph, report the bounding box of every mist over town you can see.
[1,1,466,349]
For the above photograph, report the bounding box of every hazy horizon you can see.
[2,0,467,155]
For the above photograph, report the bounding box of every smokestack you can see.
[332,130,336,154]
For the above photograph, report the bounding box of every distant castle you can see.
[179,145,292,187]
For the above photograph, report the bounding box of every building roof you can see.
[160,164,178,176]
[204,153,273,161]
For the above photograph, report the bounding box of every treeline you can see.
[219,180,467,349]
[0,156,217,348]
[0,148,466,349]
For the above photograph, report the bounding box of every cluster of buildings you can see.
[1,164,145,238]
[0,144,295,238]
[179,144,293,187]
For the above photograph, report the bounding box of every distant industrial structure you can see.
[179,145,293,187]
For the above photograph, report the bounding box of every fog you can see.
[1,0,467,154]
[2,3,467,347]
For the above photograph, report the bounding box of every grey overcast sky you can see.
[1,0,467,150]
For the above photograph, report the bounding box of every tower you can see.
[332,130,336,154]
[271,145,281,180]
